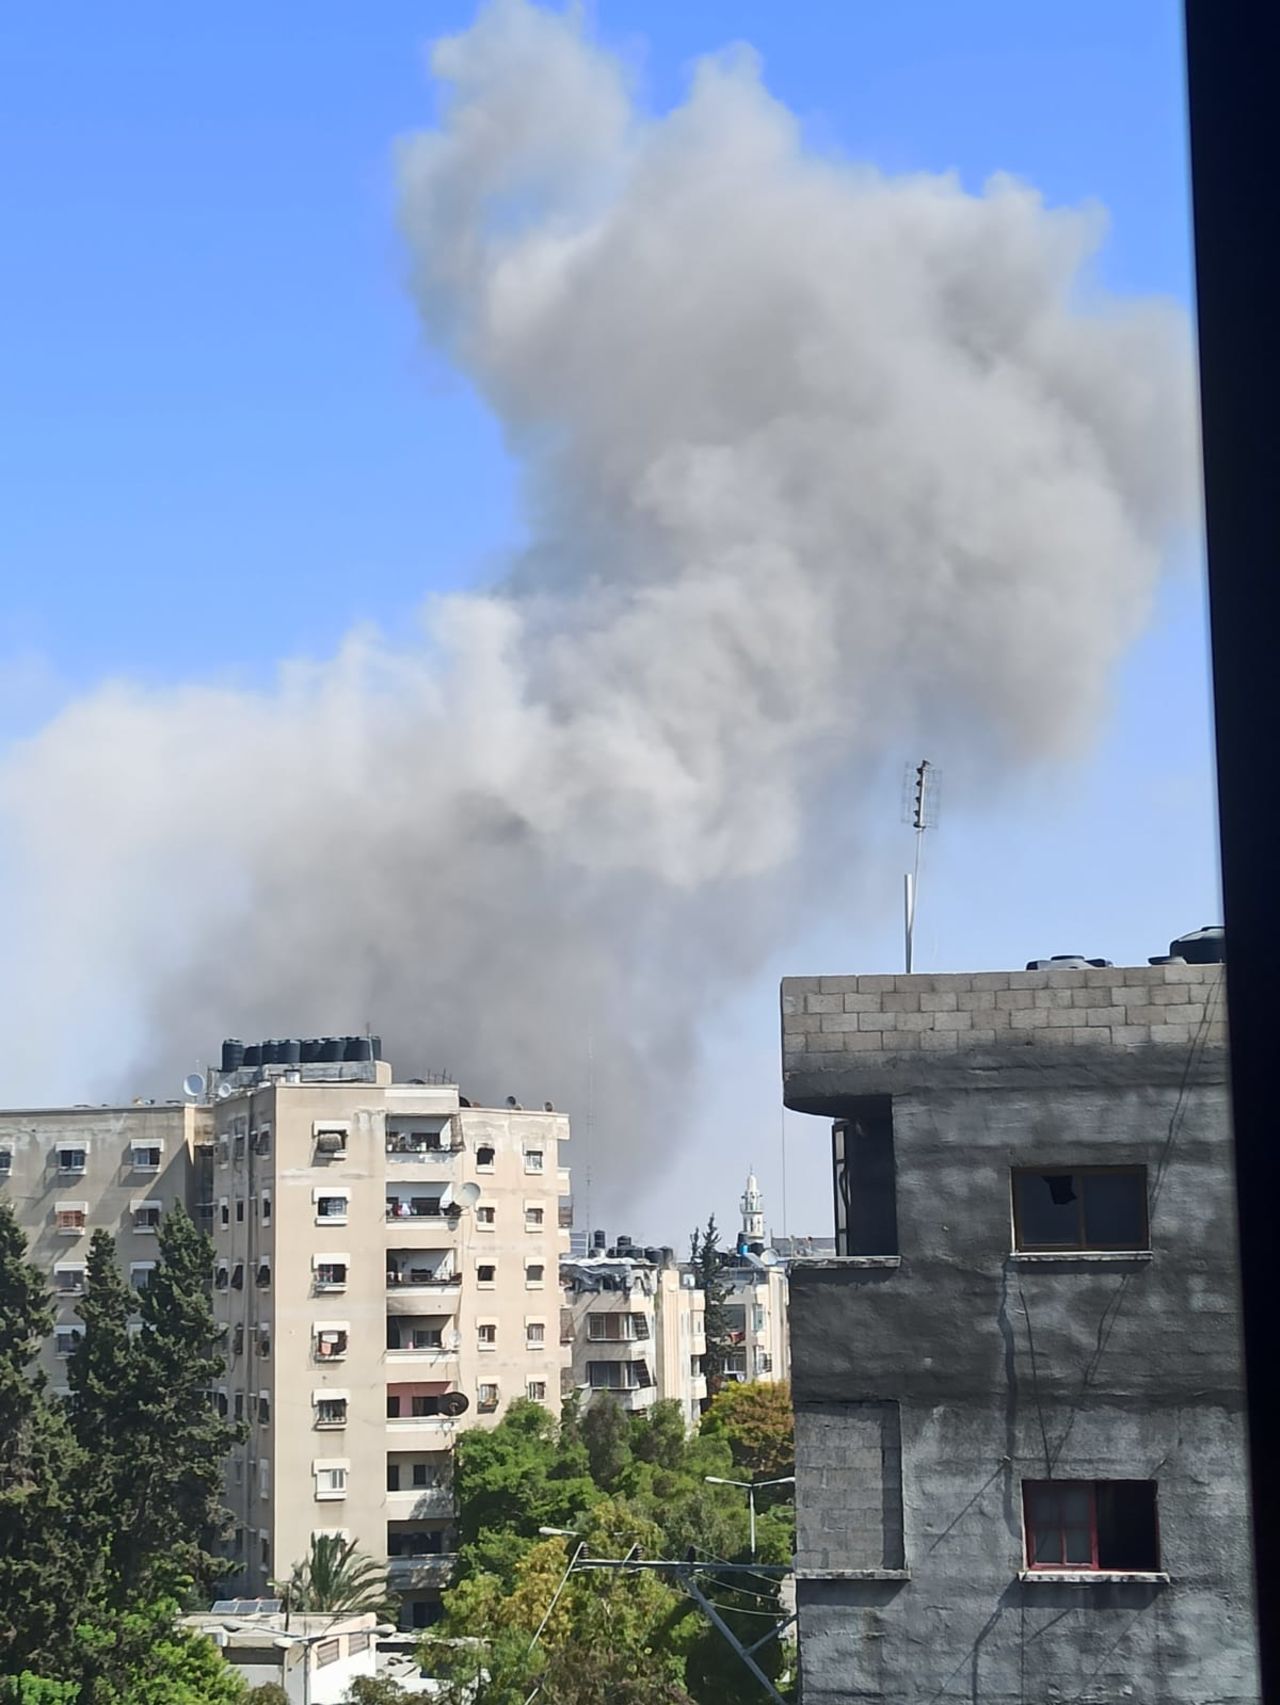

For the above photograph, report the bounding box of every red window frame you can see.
[1023,1481,1099,1570]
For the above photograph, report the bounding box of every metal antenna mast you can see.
[903,759,938,973]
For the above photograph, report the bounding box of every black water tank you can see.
[345,1036,373,1063]
[1170,926,1225,964]
[278,1038,301,1067]
[319,1037,344,1063]
[592,1230,607,1250]
[243,1043,261,1068]
[616,1234,632,1252]
[644,1246,661,1264]
[301,1039,322,1064]
[259,1040,279,1065]
[221,1039,245,1073]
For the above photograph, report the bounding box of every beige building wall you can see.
[562,1255,707,1426]
[722,1261,790,1385]
[209,1066,569,1628]
[0,1103,204,1385]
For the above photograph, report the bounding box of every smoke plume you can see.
[0,1,1195,1211]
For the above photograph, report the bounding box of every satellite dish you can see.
[183,1073,206,1101]
[216,1082,235,1101]
[440,1392,470,1418]
[454,1181,482,1211]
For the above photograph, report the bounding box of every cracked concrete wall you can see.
[782,966,1258,1705]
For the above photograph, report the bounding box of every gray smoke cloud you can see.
[0,1,1195,1213]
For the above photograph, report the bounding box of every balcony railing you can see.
[386,1554,455,1589]
[386,1269,459,1292]
[386,1486,453,1520]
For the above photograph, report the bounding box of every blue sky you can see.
[0,3,1211,1233]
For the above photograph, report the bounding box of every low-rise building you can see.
[183,1605,380,1703]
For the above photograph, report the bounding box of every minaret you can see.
[740,1168,766,1245]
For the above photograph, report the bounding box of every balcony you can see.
[386,1253,459,1297]
[386,1553,455,1590]
[387,1486,453,1521]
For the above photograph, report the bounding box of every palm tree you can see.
[280,1533,396,1619]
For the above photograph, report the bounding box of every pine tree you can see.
[0,1201,91,1675]
[689,1218,731,1399]
[68,1207,239,1602]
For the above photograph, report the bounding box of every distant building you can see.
[780,956,1258,1705]
[560,1238,707,1427]
[721,1172,789,1386]
[0,1101,207,1386]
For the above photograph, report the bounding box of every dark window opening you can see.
[1013,1168,1148,1252]
[833,1098,898,1257]
[1023,1480,1160,1571]
[476,1145,496,1168]
[387,1463,400,1491]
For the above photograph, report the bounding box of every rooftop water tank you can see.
[221,1039,245,1073]
[300,1039,322,1064]
[319,1037,344,1063]
[278,1038,301,1067]
[1169,926,1225,964]
[243,1044,261,1068]
[345,1036,373,1063]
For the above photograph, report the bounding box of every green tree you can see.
[68,1210,240,1603]
[0,1201,92,1676]
[699,1381,795,1489]
[283,1535,395,1619]
[245,1688,289,1705]
[0,1678,79,1704]
[451,1400,597,1584]
[580,1396,631,1489]
[688,1220,731,1398]
[343,1679,412,1703]
[69,1597,247,1705]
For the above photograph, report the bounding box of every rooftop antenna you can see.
[902,759,939,973]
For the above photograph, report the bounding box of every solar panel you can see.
[209,1598,283,1616]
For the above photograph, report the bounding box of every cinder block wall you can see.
[783,963,1225,1087]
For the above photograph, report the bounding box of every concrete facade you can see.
[208,1060,570,1627]
[781,963,1259,1705]
[561,1251,708,1427]
[0,1102,205,1386]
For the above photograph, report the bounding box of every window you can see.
[1013,1168,1149,1252]
[234,1392,245,1422]
[214,1262,229,1290]
[132,1201,161,1233]
[316,1638,340,1667]
[54,1264,85,1294]
[259,1459,270,1500]
[236,1198,245,1223]
[130,1145,162,1171]
[526,1321,546,1348]
[587,1361,652,1390]
[219,1197,229,1228]
[1023,1481,1160,1572]
[757,1352,773,1375]
[587,1313,647,1342]
[315,1328,348,1361]
[525,1205,544,1230]
[231,1261,245,1290]
[314,1464,348,1501]
[477,1323,497,1349]
[215,1139,229,1168]
[316,1193,348,1223]
[411,1394,441,1417]
[527,1380,548,1402]
[477,1263,496,1286]
[256,1259,271,1289]
[260,1535,271,1570]
[258,1390,271,1423]
[524,1149,545,1174]
[232,1322,244,1355]
[477,1205,496,1226]
[261,1189,272,1224]
[55,1326,84,1356]
[315,1396,348,1428]
[387,1462,400,1491]
[215,1388,229,1417]
[475,1144,496,1170]
[315,1260,348,1291]
[0,1149,11,1175]
[257,1326,271,1358]
[411,1462,437,1488]
[478,1382,499,1412]
[525,1262,545,1287]
[314,1123,348,1158]
[130,1262,156,1291]
[57,1148,87,1174]
[253,1127,272,1157]
[54,1204,86,1234]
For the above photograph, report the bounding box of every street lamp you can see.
[704,1475,796,1559]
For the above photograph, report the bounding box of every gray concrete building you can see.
[780,958,1258,1704]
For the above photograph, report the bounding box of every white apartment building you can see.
[0,1101,206,1386]
[561,1238,707,1427]
[206,1038,570,1630]
[721,1171,790,1386]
